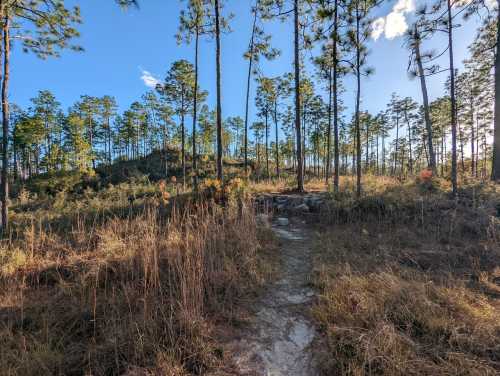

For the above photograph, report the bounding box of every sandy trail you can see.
[232,218,318,376]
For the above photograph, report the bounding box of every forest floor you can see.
[226,177,500,375]
[1,172,500,375]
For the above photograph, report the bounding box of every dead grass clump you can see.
[314,266,500,375]
[0,199,267,375]
[312,207,500,375]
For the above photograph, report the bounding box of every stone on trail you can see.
[277,217,289,226]
[294,203,310,212]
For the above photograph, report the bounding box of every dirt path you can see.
[231,217,318,376]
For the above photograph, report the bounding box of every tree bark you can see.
[393,113,399,175]
[192,26,199,189]
[404,110,413,174]
[447,0,457,196]
[181,90,186,189]
[294,0,303,192]
[491,0,500,180]
[326,66,332,184]
[414,24,436,172]
[265,110,269,178]
[332,0,340,193]
[214,0,223,181]
[355,6,362,197]
[365,116,369,171]
[244,2,258,176]
[274,99,279,178]
[470,92,475,177]
[1,14,9,232]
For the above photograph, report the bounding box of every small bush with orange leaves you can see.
[415,167,443,193]
[200,177,248,203]
[419,167,433,181]
[157,179,171,205]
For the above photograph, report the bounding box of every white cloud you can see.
[485,0,497,9]
[140,68,160,88]
[385,11,409,39]
[393,0,415,14]
[372,0,415,41]
[371,17,386,40]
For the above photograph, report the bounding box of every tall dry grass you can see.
[311,182,500,375]
[0,197,267,375]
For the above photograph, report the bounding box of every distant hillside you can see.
[16,148,255,197]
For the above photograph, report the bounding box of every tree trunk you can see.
[492,0,500,180]
[405,110,413,174]
[458,121,465,173]
[414,24,436,172]
[355,8,362,197]
[302,106,306,179]
[274,100,279,178]
[365,117,369,172]
[244,2,258,176]
[470,93,475,177]
[265,110,269,178]
[333,0,340,192]
[192,27,199,189]
[423,134,429,166]
[294,0,303,192]
[447,0,458,195]
[215,0,223,181]
[393,114,399,175]
[476,116,480,177]
[107,117,112,164]
[1,14,9,232]
[382,133,385,175]
[181,89,186,189]
[326,66,332,184]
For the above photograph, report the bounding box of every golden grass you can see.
[311,190,500,375]
[248,174,405,196]
[0,195,271,375]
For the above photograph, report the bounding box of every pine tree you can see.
[178,0,212,186]
[243,0,279,175]
[0,0,81,231]
[314,0,347,190]
[345,0,377,196]
[157,60,196,188]
[100,96,118,165]
[405,18,437,173]
[31,90,61,172]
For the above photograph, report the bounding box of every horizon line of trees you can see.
[0,0,498,233]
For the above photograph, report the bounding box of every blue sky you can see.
[10,0,488,130]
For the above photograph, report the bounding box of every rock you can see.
[307,198,324,211]
[294,203,310,212]
[276,217,289,226]
[275,196,289,204]
[286,198,303,209]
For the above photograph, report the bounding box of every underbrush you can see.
[312,185,500,375]
[0,194,271,375]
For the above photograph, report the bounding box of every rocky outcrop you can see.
[255,193,328,214]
